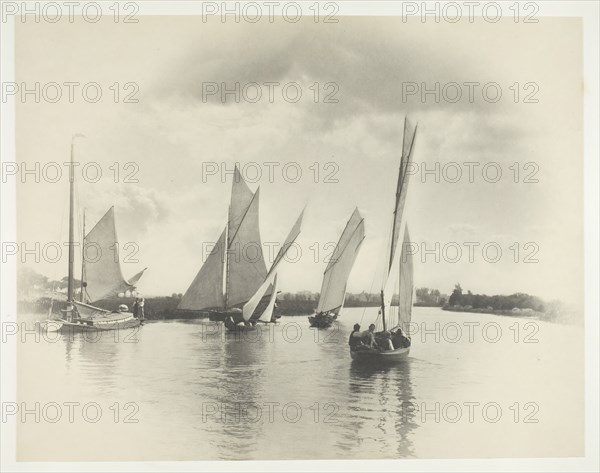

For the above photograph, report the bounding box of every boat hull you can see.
[308,313,337,328]
[350,346,410,361]
[45,314,141,333]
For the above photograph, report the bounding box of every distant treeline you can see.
[441,283,576,323]
[414,288,447,307]
[18,267,576,323]
[28,291,394,319]
[276,291,396,316]
[445,283,545,312]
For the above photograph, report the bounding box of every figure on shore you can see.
[138,298,145,321]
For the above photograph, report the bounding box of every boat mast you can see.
[66,138,76,320]
[80,209,85,302]
[224,187,260,311]
[223,219,229,310]
[380,289,387,332]
[389,117,406,272]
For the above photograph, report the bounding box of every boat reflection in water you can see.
[347,360,416,458]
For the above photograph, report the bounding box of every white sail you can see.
[378,117,417,331]
[178,227,226,311]
[225,187,268,307]
[82,207,146,302]
[178,166,270,312]
[387,117,417,277]
[379,225,413,331]
[397,226,414,331]
[242,209,304,321]
[257,275,278,323]
[316,208,365,313]
[228,166,255,246]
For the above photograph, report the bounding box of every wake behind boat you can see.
[309,208,365,329]
[350,117,417,363]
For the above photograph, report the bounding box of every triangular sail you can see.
[225,188,268,307]
[178,227,226,311]
[397,226,414,331]
[379,226,413,331]
[82,207,144,302]
[316,209,365,313]
[242,209,304,321]
[388,118,417,275]
[127,267,147,287]
[228,166,255,247]
[268,209,304,279]
[257,275,278,323]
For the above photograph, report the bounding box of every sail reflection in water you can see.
[18,307,583,461]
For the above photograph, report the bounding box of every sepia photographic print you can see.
[1,1,598,471]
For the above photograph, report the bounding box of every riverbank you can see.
[21,296,563,322]
[442,305,541,318]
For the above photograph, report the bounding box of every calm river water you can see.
[17,307,583,461]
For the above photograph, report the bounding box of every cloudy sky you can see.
[15,15,583,305]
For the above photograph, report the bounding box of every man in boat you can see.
[378,331,394,351]
[391,327,411,349]
[348,323,364,349]
[356,324,377,349]
[224,315,236,331]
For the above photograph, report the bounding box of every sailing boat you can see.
[75,206,147,318]
[350,118,417,361]
[308,208,365,329]
[233,208,304,330]
[46,136,146,333]
[178,166,304,330]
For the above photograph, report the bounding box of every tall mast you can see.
[67,138,75,304]
[223,219,229,309]
[380,289,387,332]
[80,209,85,302]
[388,117,406,272]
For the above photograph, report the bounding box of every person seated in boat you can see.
[361,324,377,348]
[348,323,364,349]
[379,331,394,351]
[391,327,411,349]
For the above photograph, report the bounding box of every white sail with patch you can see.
[82,206,147,302]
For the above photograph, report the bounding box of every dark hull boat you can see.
[350,117,417,363]
[178,166,303,334]
[309,208,365,329]
[308,312,337,329]
[350,324,412,361]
